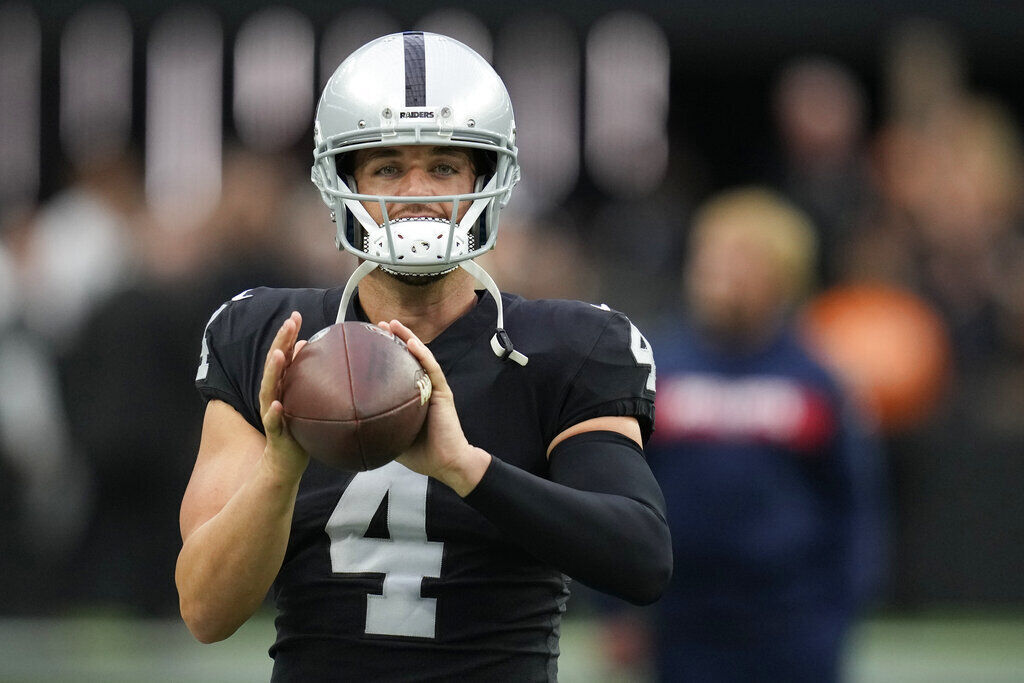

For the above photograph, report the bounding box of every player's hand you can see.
[379,319,491,496]
[259,311,310,479]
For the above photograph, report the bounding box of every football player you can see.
[177,32,671,681]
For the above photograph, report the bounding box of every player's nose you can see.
[398,165,435,196]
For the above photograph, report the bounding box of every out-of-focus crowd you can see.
[0,17,1021,621]
[0,148,360,614]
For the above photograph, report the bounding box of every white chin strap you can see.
[461,260,529,366]
[336,259,529,367]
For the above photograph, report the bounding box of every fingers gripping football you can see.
[378,320,450,398]
[378,320,486,490]
[259,312,310,474]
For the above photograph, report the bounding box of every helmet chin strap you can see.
[335,258,528,367]
[460,260,529,366]
[336,259,377,324]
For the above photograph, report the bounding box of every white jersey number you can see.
[591,304,656,394]
[629,322,656,393]
[326,462,444,638]
[195,289,253,381]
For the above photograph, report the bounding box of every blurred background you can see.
[0,1,1022,680]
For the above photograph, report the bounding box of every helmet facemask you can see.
[312,125,519,276]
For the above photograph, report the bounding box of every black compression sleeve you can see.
[462,431,672,605]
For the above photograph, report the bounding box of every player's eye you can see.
[433,162,458,176]
[374,163,400,177]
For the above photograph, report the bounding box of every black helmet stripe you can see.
[403,31,426,107]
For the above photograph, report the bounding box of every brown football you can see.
[280,321,431,470]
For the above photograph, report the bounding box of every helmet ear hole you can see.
[340,173,365,251]
[344,208,364,250]
[335,154,355,179]
[471,149,496,177]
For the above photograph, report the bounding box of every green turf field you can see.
[1,610,1022,682]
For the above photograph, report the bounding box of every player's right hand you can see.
[379,319,491,497]
[259,311,310,478]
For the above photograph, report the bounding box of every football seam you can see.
[340,324,364,469]
[282,393,423,423]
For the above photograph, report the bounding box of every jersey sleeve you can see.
[194,288,279,433]
[555,307,657,443]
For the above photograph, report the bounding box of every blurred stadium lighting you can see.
[585,11,669,197]
[0,2,40,206]
[319,9,399,87]
[416,9,493,63]
[497,15,580,215]
[145,6,222,231]
[60,4,133,167]
[234,7,314,152]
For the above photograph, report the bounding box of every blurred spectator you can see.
[849,19,1024,365]
[605,188,886,682]
[873,96,1024,363]
[15,153,140,351]
[58,148,302,614]
[768,57,876,286]
[0,209,90,614]
[581,145,703,326]
[883,18,967,127]
[849,22,1024,603]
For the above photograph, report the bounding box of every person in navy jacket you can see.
[607,187,886,683]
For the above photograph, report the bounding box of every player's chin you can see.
[381,267,455,287]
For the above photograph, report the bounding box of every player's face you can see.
[351,146,477,226]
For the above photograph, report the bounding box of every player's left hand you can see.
[378,319,491,496]
[259,312,310,479]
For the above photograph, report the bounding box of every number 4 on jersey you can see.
[196,289,254,381]
[591,304,656,394]
[326,462,444,638]
[629,322,656,393]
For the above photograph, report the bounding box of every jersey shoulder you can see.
[505,296,657,441]
[201,286,335,349]
[505,296,648,358]
[195,286,338,431]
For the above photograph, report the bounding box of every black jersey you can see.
[195,286,656,682]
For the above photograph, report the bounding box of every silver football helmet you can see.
[313,32,527,365]
[312,31,519,274]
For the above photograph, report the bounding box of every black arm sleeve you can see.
[462,431,672,605]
